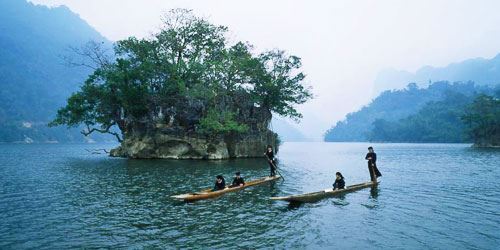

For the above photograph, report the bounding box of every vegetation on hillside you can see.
[462,94,500,146]
[0,0,110,142]
[325,81,498,143]
[369,90,500,145]
[369,91,472,142]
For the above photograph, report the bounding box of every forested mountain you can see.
[0,0,110,142]
[324,81,497,142]
[370,92,473,142]
[370,90,500,144]
[374,53,500,93]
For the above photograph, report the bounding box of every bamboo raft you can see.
[270,180,379,203]
[171,175,281,201]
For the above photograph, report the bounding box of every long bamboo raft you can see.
[171,175,281,201]
[270,180,379,203]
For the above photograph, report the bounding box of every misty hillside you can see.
[0,0,111,142]
[324,81,497,142]
[271,118,307,142]
[368,90,500,143]
[374,53,500,93]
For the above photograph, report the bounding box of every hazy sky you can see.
[30,0,500,139]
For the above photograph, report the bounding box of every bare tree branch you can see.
[61,40,113,70]
[82,123,123,142]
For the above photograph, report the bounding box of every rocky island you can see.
[51,9,312,159]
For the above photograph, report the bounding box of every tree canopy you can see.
[462,94,500,146]
[367,90,500,144]
[51,9,312,141]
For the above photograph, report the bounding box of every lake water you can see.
[0,142,499,249]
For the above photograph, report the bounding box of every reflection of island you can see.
[51,9,312,159]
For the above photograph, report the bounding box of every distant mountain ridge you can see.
[0,0,111,142]
[324,81,497,142]
[327,52,500,142]
[374,53,500,93]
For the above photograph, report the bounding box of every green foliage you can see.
[199,109,248,134]
[251,50,313,120]
[461,94,500,146]
[52,9,312,140]
[369,91,472,142]
[325,81,497,142]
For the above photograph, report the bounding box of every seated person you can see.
[229,172,245,188]
[333,172,345,190]
[212,175,226,191]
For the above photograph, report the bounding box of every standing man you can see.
[365,146,382,181]
[264,145,277,176]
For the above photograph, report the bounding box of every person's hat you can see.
[368,146,373,150]
[235,171,241,176]
[216,175,223,179]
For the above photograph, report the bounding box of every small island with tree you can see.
[50,9,312,159]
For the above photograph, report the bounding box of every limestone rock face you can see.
[110,102,279,159]
[110,132,278,159]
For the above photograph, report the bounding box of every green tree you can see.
[50,9,312,140]
[462,94,500,146]
[251,50,312,120]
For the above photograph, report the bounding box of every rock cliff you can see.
[110,131,278,159]
[109,104,279,159]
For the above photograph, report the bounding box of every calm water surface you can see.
[0,142,499,249]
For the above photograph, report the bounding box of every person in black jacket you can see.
[365,146,382,181]
[212,175,226,191]
[264,145,277,176]
[333,172,345,190]
[229,172,245,188]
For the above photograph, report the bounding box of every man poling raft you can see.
[264,145,277,176]
[270,147,381,203]
[366,146,382,181]
[264,145,286,181]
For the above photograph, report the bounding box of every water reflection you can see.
[331,194,349,206]
[370,186,379,199]
[287,201,303,210]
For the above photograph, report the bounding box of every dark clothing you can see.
[266,151,275,160]
[268,160,277,176]
[333,178,345,189]
[365,152,382,181]
[213,178,226,191]
[365,152,377,165]
[265,151,277,176]
[230,177,245,187]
